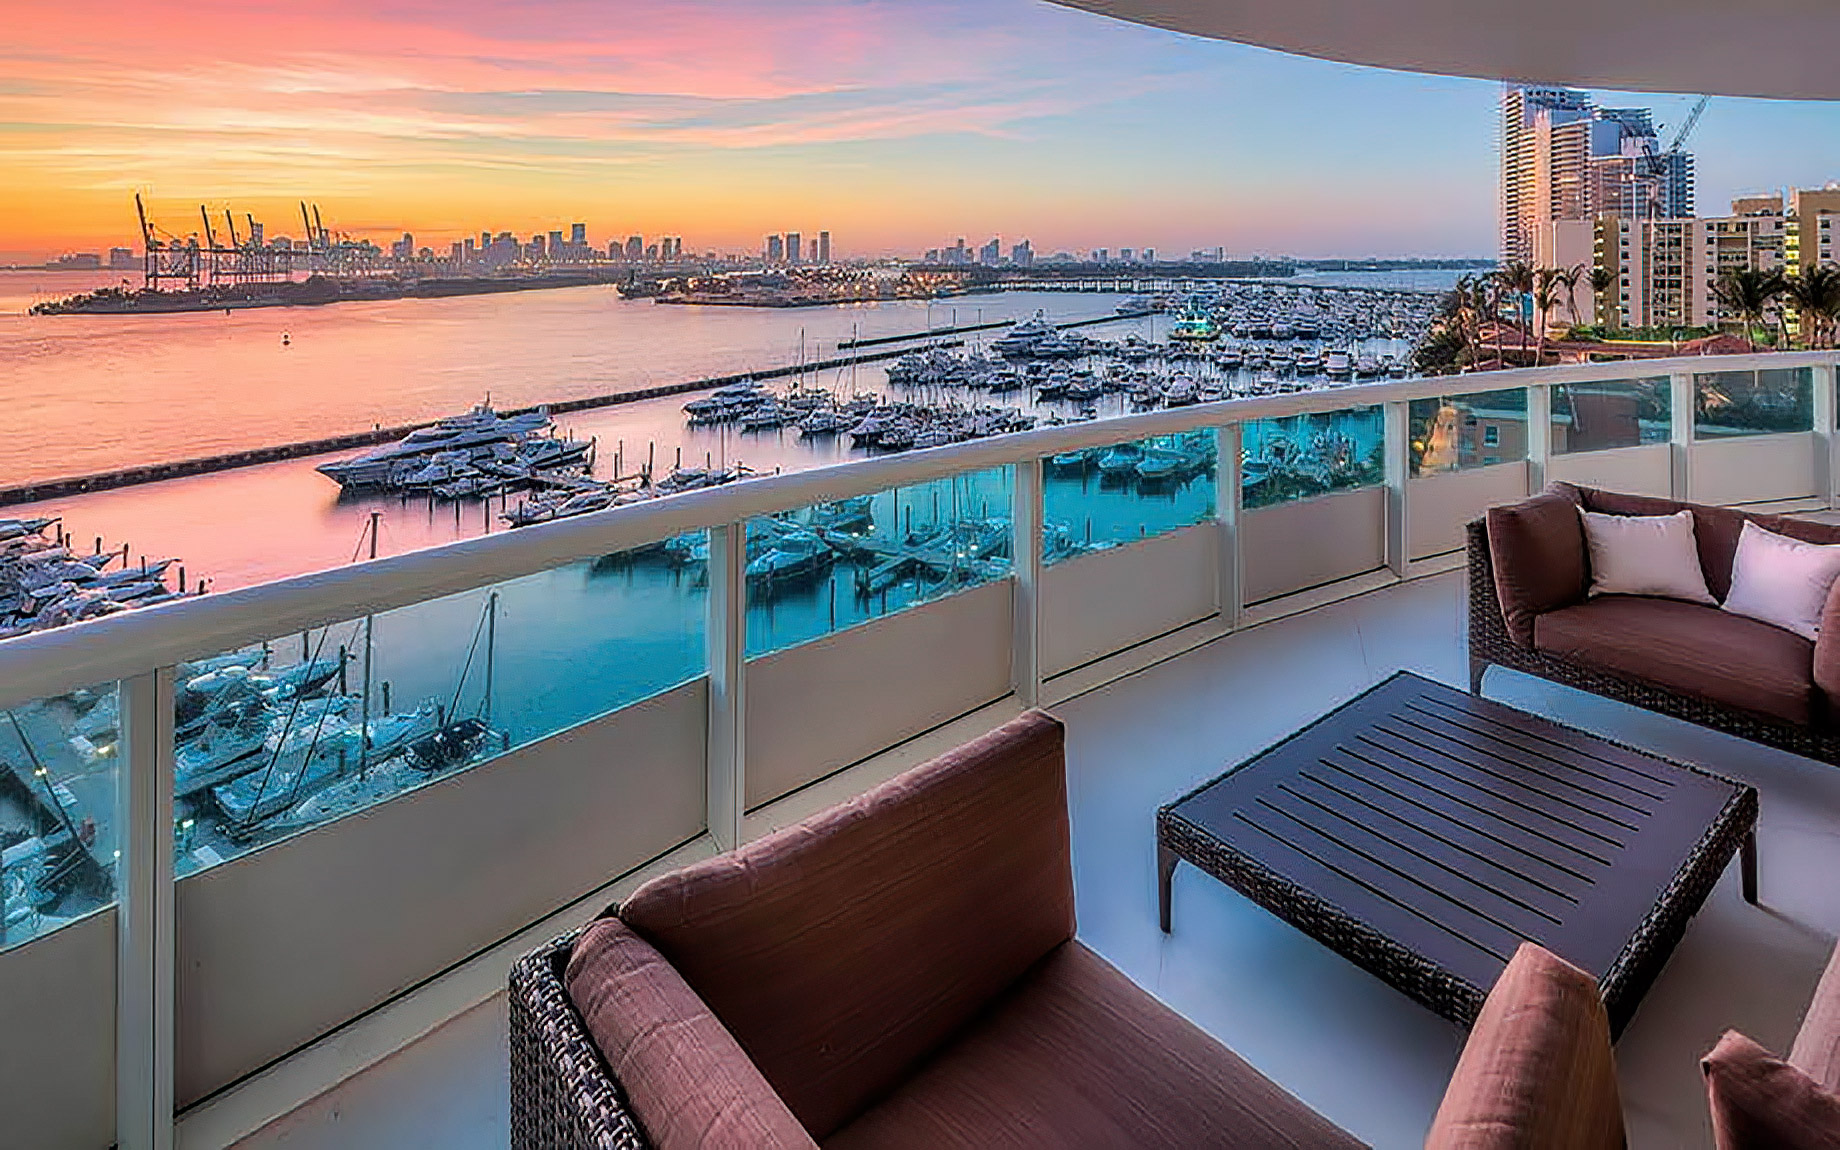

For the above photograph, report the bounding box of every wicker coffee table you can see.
[1158,672,1757,1036]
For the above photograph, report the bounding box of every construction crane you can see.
[134,193,158,253]
[1639,95,1710,220]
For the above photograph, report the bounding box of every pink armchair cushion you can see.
[564,918,818,1149]
[618,710,1076,1141]
[1486,487,1586,646]
[1425,943,1624,1150]
[1702,1030,1840,1150]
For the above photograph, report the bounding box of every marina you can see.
[0,276,1419,912]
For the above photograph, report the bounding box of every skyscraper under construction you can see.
[1500,85,1693,266]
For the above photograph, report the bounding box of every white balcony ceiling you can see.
[1049,0,1840,100]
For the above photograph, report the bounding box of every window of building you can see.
[1483,426,1500,447]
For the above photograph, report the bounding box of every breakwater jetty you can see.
[0,311,1142,508]
[0,339,956,508]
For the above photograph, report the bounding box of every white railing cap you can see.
[0,351,1833,706]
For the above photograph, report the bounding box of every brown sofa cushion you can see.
[1792,945,1840,1092]
[823,940,1361,1150]
[1575,487,1840,601]
[1703,1030,1840,1150]
[1534,595,1817,727]
[619,710,1076,1141]
[1487,486,1587,646]
[1425,943,1623,1150]
[564,918,818,1149]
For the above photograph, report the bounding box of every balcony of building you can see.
[5,350,1840,1148]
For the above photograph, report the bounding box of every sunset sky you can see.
[6,0,1840,263]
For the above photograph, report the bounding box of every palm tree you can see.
[1588,266,1617,332]
[1555,263,1585,330]
[1492,261,1536,361]
[1781,264,1840,349]
[1531,266,1565,366]
[1712,267,1788,344]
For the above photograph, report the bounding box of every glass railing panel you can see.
[1241,406,1385,510]
[1695,367,1814,438]
[1410,388,1529,476]
[1550,378,1671,453]
[1,681,118,949]
[1041,432,1217,567]
[173,542,705,876]
[744,467,1014,659]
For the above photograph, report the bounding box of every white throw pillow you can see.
[1722,520,1840,640]
[1578,508,1715,604]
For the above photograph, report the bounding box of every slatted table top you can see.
[1158,672,1758,1033]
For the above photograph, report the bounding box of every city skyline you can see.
[8,0,1840,264]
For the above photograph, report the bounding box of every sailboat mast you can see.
[360,511,378,776]
[484,590,498,726]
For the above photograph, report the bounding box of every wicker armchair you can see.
[508,924,647,1150]
[510,710,1629,1150]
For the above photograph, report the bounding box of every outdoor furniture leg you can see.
[1742,830,1758,904]
[1158,842,1178,933]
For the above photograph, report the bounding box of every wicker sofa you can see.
[510,710,1628,1148]
[1469,482,1840,765]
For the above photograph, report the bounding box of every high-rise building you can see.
[1784,186,1840,273]
[626,235,644,260]
[1010,240,1033,267]
[979,237,1002,265]
[570,223,587,250]
[108,247,135,270]
[1143,248,1157,263]
[785,232,802,266]
[766,235,784,262]
[1093,248,1109,264]
[1120,247,1136,263]
[1501,86,1692,266]
[1593,197,1785,329]
[817,231,831,264]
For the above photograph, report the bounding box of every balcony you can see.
[5,352,1840,1147]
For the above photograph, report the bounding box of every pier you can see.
[836,312,1140,350]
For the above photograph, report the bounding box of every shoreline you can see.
[27,270,638,316]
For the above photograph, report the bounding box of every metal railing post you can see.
[705,523,746,851]
[1669,371,1696,501]
[1526,384,1552,494]
[118,668,175,1150]
[1011,459,1043,708]
[1814,361,1837,508]
[1214,424,1243,629]
[1383,400,1410,577]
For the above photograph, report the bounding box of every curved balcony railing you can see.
[3,349,1837,1148]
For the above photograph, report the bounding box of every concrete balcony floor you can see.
[237,570,1840,1149]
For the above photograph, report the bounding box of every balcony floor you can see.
[237,569,1840,1149]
